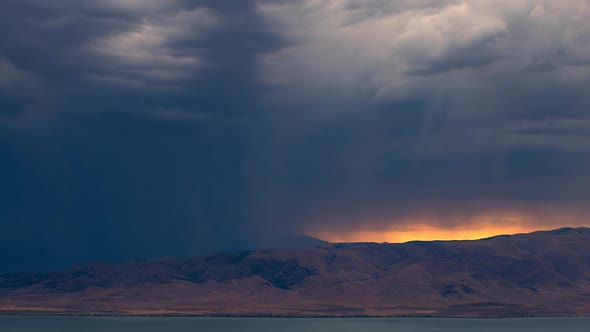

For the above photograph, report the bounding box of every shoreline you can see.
[1,313,589,319]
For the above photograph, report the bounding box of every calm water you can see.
[0,316,589,332]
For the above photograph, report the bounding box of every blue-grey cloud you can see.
[1,0,590,272]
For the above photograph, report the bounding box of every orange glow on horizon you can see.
[306,211,589,243]
[310,225,534,243]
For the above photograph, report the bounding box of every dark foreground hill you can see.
[2,227,590,317]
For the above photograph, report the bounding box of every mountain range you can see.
[1,227,590,317]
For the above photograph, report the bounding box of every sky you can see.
[1,0,590,272]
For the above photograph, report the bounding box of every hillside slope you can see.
[2,227,590,317]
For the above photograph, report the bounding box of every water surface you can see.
[1,316,589,332]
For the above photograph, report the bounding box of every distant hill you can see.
[1,227,590,317]
[257,234,328,250]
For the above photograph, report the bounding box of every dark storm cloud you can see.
[254,0,590,232]
[0,0,287,272]
[2,1,590,272]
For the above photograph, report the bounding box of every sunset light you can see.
[311,225,533,243]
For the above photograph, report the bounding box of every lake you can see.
[1,316,589,331]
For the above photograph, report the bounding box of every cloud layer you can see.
[1,0,590,271]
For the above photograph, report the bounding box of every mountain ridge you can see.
[1,227,590,317]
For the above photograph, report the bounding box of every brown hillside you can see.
[2,227,590,317]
